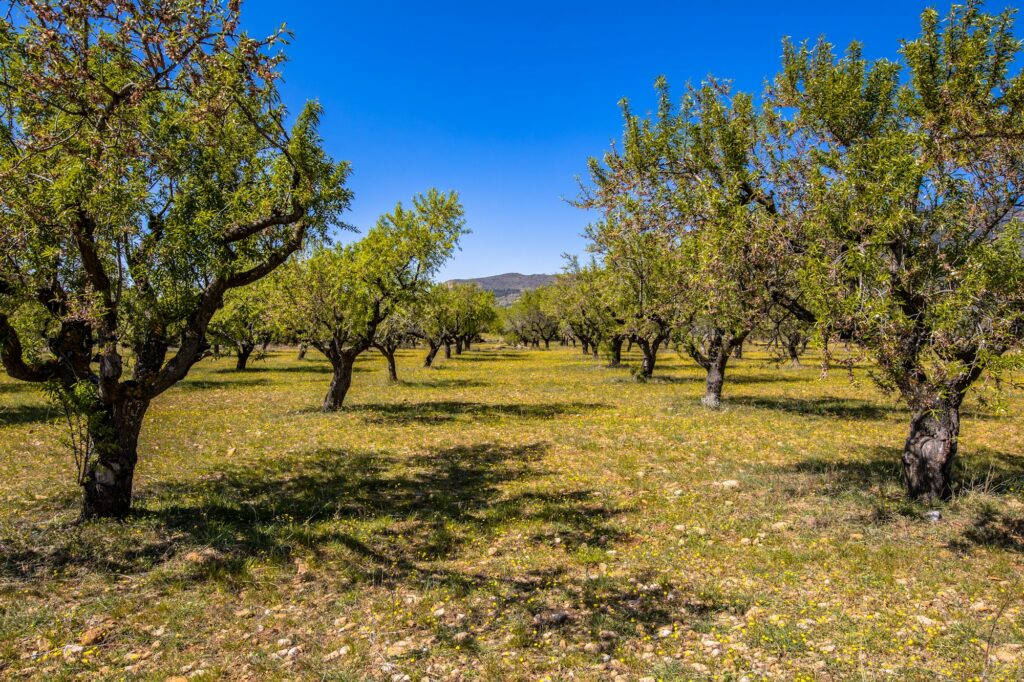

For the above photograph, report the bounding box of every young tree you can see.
[277,190,465,410]
[208,281,276,371]
[504,288,560,348]
[776,2,1024,499]
[0,1,351,517]
[413,284,456,367]
[552,258,616,359]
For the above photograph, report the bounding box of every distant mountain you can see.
[447,272,555,305]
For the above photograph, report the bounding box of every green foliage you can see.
[774,0,1024,410]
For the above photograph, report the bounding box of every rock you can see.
[640,678,657,682]
[533,610,570,627]
[690,662,710,674]
[657,626,673,638]
[771,521,790,531]
[79,627,107,646]
[914,615,941,628]
[433,607,446,617]
[583,642,600,653]
[183,548,223,565]
[165,677,189,682]
[721,480,740,490]
[62,644,84,659]
[275,638,292,648]
[323,645,350,662]
[849,533,864,541]
[922,510,942,522]
[673,524,687,532]
[452,631,472,644]
[598,630,618,641]
[993,644,1023,663]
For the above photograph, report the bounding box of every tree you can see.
[503,288,560,348]
[447,283,498,353]
[208,280,276,371]
[277,190,465,410]
[373,307,416,382]
[552,258,616,359]
[0,1,350,518]
[776,2,1024,499]
[413,283,456,367]
[582,79,792,400]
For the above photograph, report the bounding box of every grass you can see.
[0,342,1022,681]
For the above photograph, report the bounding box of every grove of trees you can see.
[1,0,1021,521]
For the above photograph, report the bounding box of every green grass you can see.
[1,342,1022,680]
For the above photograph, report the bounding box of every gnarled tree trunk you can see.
[323,352,357,411]
[81,397,149,519]
[701,351,729,409]
[444,342,452,359]
[424,341,440,367]
[377,345,398,382]
[609,336,623,367]
[903,402,960,500]
[636,337,662,379]
[235,343,255,370]
[297,343,308,360]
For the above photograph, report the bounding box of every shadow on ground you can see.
[731,395,898,421]
[348,400,607,425]
[0,403,54,426]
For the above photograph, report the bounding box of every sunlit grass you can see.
[1,342,1022,680]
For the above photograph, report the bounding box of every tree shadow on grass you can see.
[178,377,272,391]
[730,395,899,421]
[399,378,488,389]
[348,400,607,425]
[0,442,627,586]
[0,403,55,426]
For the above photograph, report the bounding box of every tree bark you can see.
[701,351,729,409]
[609,337,623,367]
[235,343,254,370]
[444,343,452,359]
[544,338,550,350]
[787,334,803,367]
[323,353,356,411]
[455,338,463,355]
[81,398,149,519]
[297,343,308,361]
[424,342,440,367]
[464,337,472,351]
[732,342,743,359]
[381,348,398,382]
[581,340,590,355]
[637,337,661,378]
[903,403,960,500]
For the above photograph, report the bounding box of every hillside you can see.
[447,272,554,305]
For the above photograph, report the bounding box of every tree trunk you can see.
[444,343,452,359]
[732,342,743,359]
[592,345,599,360]
[609,337,623,367]
[81,398,149,519]
[627,339,633,352]
[787,334,802,367]
[297,343,308,361]
[424,342,440,367]
[903,403,960,500]
[323,354,356,411]
[455,338,463,355]
[384,349,398,382]
[544,338,550,350]
[701,352,729,409]
[235,343,254,370]
[638,338,660,378]
[464,338,472,351]
[581,340,590,355]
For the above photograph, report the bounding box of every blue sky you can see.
[241,1,994,279]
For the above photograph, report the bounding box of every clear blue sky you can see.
[240,1,1002,279]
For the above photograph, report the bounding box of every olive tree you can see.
[0,1,350,518]
[277,190,465,410]
[776,2,1024,499]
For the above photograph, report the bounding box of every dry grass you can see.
[0,342,1022,681]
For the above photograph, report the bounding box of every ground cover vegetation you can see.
[1,1,1023,680]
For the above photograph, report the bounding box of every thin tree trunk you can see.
[464,338,472,351]
[444,343,452,359]
[903,402,960,500]
[732,342,743,359]
[383,348,398,382]
[81,398,149,519]
[297,343,308,361]
[455,338,463,355]
[323,353,356,411]
[787,334,802,367]
[235,343,254,370]
[544,338,550,349]
[627,339,633,352]
[581,340,590,355]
